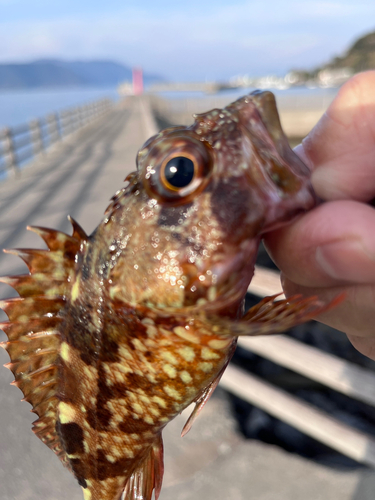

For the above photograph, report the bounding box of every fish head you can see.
[98,91,315,316]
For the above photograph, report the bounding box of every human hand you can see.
[264,71,375,360]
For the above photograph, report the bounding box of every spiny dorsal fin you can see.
[0,316,61,340]
[0,275,67,297]
[67,215,88,242]
[27,217,87,251]
[0,217,88,470]
[0,297,65,320]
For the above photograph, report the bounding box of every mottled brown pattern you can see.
[96,451,134,480]
[1,91,335,500]
[61,296,101,367]
[59,422,85,455]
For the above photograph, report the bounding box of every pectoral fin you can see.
[181,340,236,437]
[206,293,344,337]
[181,365,225,438]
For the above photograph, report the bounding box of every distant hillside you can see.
[290,29,375,83]
[321,30,375,73]
[0,59,163,89]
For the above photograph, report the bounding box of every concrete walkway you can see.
[0,97,371,500]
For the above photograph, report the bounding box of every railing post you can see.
[69,109,76,133]
[30,119,44,157]
[61,111,70,137]
[77,106,83,129]
[93,102,98,119]
[47,113,61,143]
[66,110,74,135]
[92,102,98,120]
[68,109,75,133]
[3,128,18,175]
[54,112,62,140]
[46,114,54,146]
[81,106,87,127]
[73,107,79,132]
[86,104,92,123]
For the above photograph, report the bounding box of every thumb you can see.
[264,200,375,288]
[297,71,375,202]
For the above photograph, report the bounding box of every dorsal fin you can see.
[67,215,88,242]
[0,217,88,469]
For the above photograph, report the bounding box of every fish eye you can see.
[142,135,212,204]
[162,155,196,190]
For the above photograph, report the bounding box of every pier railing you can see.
[220,267,375,468]
[0,99,113,177]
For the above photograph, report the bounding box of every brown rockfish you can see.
[1,91,333,500]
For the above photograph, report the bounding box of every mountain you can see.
[319,30,375,74]
[0,59,163,89]
[289,29,375,84]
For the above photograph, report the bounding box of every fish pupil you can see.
[165,157,195,188]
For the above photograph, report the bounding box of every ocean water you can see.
[0,87,120,129]
[0,85,338,130]
[157,86,338,109]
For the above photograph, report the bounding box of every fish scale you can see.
[0,91,339,500]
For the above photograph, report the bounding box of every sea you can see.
[0,85,339,129]
[0,87,120,129]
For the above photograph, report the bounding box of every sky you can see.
[0,0,374,81]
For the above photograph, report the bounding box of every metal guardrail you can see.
[0,99,113,177]
[219,266,375,467]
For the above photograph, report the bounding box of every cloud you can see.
[0,1,374,79]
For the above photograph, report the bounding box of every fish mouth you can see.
[234,91,316,233]
[248,90,310,178]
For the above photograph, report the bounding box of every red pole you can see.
[132,68,144,95]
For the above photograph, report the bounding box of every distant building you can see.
[317,68,353,87]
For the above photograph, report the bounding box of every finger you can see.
[295,71,375,202]
[281,275,375,340]
[264,200,375,287]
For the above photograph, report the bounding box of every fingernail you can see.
[316,240,375,283]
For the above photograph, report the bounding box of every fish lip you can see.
[242,90,311,179]
[233,91,317,230]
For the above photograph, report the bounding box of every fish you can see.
[0,91,336,500]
